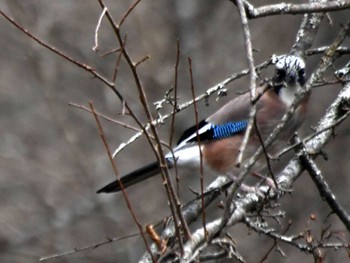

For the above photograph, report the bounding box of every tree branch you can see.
[299,147,350,231]
[240,0,350,19]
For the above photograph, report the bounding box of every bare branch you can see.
[92,7,107,51]
[0,10,114,87]
[118,0,143,27]
[139,176,231,262]
[240,0,350,19]
[188,57,207,239]
[307,46,350,56]
[89,102,155,261]
[245,218,350,254]
[68,102,173,149]
[234,0,257,167]
[39,233,139,261]
[224,0,258,234]
[291,0,326,57]
[299,146,350,231]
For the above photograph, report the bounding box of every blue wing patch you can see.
[177,120,248,146]
[212,120,248,139]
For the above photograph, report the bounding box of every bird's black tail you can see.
[96,162,161,193]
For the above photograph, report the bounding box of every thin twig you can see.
[135,55,151,67]
[92,7,107,51]
[235,0,257,167]
[0,10,114,87]
[224,0,257,228]
[112,35,126,83]
[68,102,173,149]
[170,39,181,196]
[118,0,143,27]
[69,102,140,131]
[169,39,180,148]
[188,57,207,239]
[299,146,350,231]
[39,233,139,261]
[253,119,278,189]
[89,102,155,262]
[100,47,121,57]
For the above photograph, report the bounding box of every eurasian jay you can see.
[97,55,309,194]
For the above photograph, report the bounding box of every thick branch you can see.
[291,0,326,57]
[243,1,350,19]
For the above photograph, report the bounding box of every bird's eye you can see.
[298,68,305,76]
[275,69,286,78]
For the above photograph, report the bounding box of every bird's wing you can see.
[175,86,268,149]
[208,89,258,124]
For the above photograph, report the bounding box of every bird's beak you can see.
[287,70,297,84]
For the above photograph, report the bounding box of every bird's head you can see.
[270,55,307,107]
[272,55,306,87]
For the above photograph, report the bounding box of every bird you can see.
[97,54,309,194]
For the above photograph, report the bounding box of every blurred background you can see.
[0,0,349,262]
